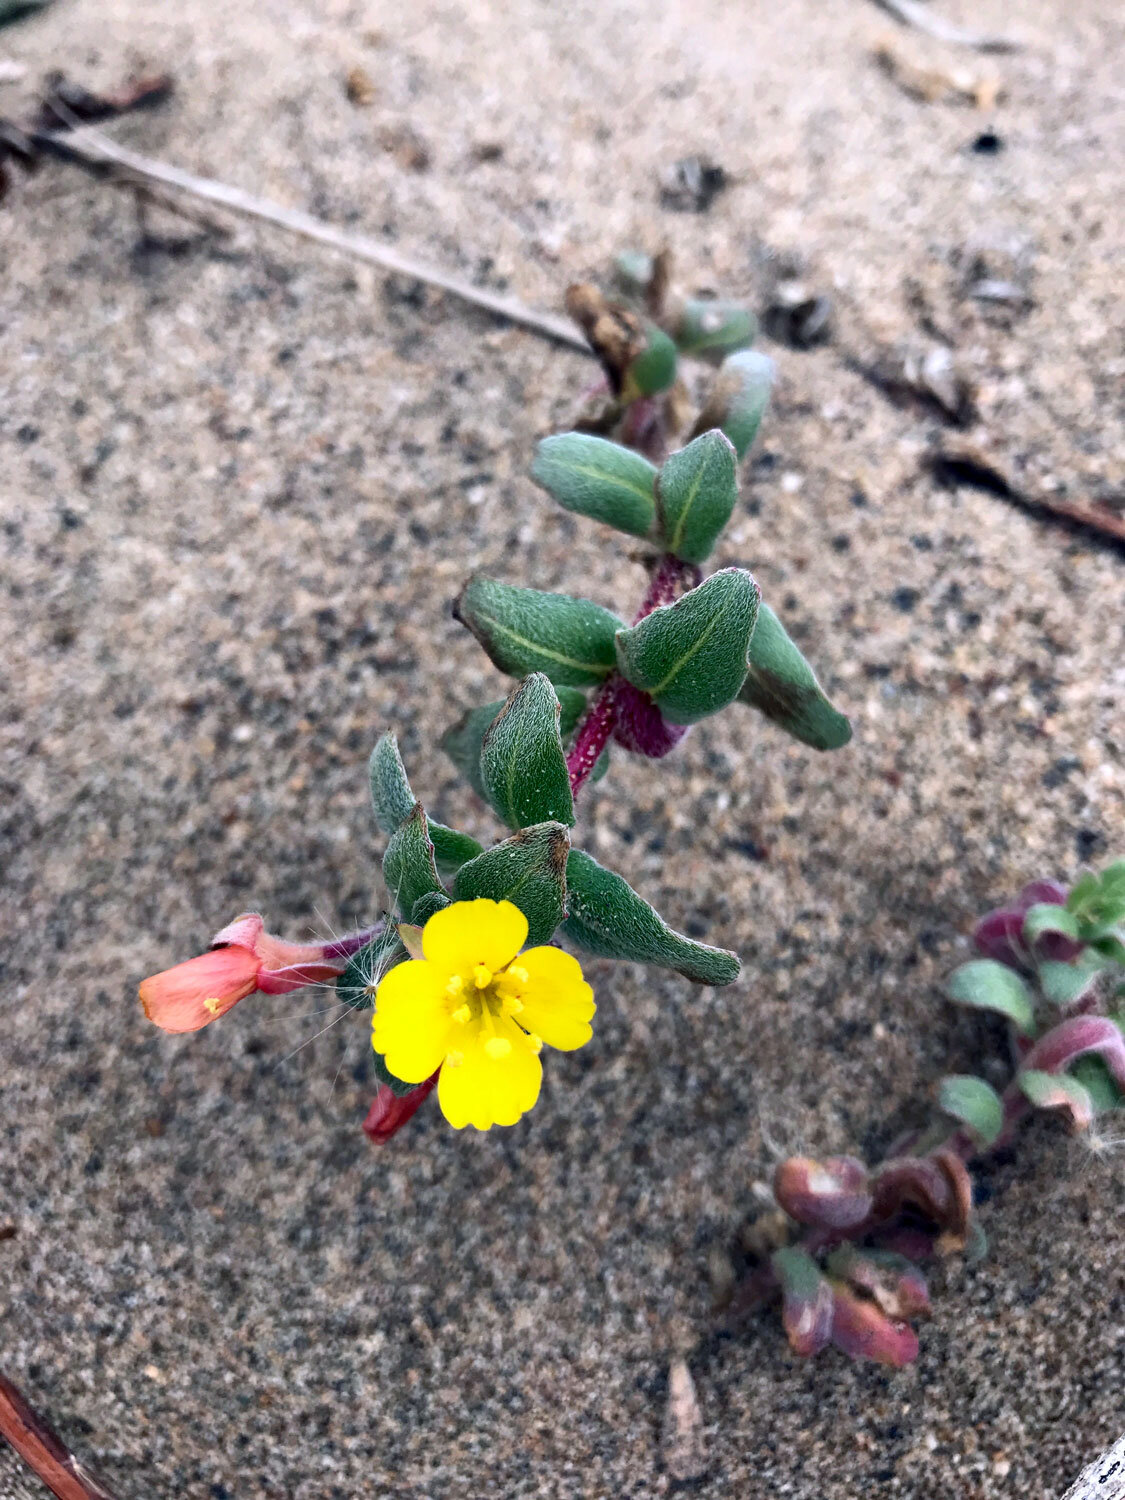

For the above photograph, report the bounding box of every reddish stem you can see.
[0,1372,119,1500]
[566,678,618,795]
[565,554,701,796]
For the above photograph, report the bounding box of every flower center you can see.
[442,961,531,1064]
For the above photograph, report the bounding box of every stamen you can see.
[484,1037,512,1060]
[203,997,223,1016]
[507,965,529,985]
[446,974,464,997]
[501,995,524,1017]
[445,1049,464,1067]
[451,1004,472,1025]
[526,1033,543,1054]
[472,964,492,990]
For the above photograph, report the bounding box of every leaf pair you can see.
[369,730,571,945]
[530,420,756,565]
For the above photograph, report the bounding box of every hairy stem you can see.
[566,554,701,796]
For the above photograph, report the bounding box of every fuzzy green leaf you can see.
[947,959,1035,1035]
[441,688,586,802]
[454,822,570,946]
[410,889,451,925]
[1068,860,1125,931]
[368,732,415,836]
[1038,957,1103,1007]
[531,433,657,538]
[1069,1054,1125,1114]
[480,674,575,830]
[738,602,852,750]
[429,826,484,877]
[615,567,759,725]
[673,298,756,358]
[937,1074,1004,1148]
[368,731,481,874]
[692,350,774,460]
[455,578,622,688]
[625,323,677,398]
[1023,902,1081,944]
[383,804,445,919]
[561,849,740,986]
[656,429,739,565]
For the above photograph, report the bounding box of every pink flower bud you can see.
[362,1072,439,1143]
[140,914,381,1033]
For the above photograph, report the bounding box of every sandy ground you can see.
[2,0,1124,1495]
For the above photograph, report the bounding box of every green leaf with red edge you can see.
[1018,1068,1095,1129]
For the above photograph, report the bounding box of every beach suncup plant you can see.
[726,859,1125,1366]
[140,255,852,1137]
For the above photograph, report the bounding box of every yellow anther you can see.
[526,1033,543,1054]
[451,1004,472,1025]
[484,1037,512,1061]
[507,965,528,986]
[203,997,223,1016]
[445,973,464,996]
[445,1049,464,1068]
[501,995,524,1017]
[472,964,493,990]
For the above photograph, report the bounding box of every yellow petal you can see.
[507,946,595,1052]
[437,1015,542,1130]
[372,959,452,1084]
[422,898,528,977]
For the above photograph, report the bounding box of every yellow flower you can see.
[372,898,595,1131]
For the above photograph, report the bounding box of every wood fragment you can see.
[869,0,1018,52]
[24,120,591,354]
[661,1359,709,1483]
[931,446,1125,549]
[1060,1432,1125,1500]
[873,40,1004,107]
[0,1372,120,1500]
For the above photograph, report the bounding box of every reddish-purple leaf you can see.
[827,1246,931,1322]
[611,679,690,758]
[1022,1015,1125,1090]
[828,1282,920,1368]
[774,1155,872,1231]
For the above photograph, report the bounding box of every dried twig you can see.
[25,119,591,354]
[869,0,1019,52]
[0,1372,120,1500]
